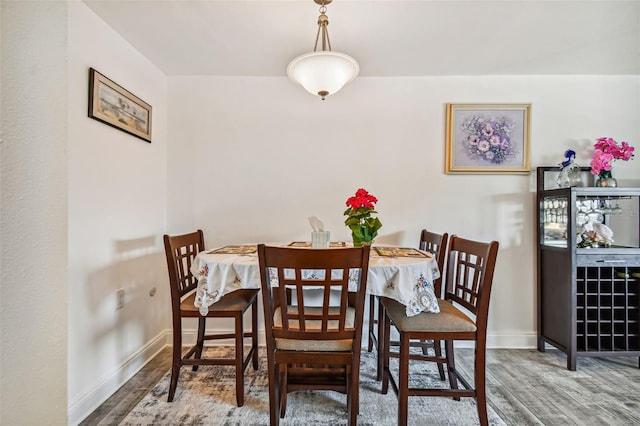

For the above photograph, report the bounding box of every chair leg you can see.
[192,317,206,371]
[235,314,245,407]
[279,366,288,418]
[352,357,360,416]
[368,294,376,352]
[398,332,410,426]
[251,299,259,370]
[267,361,280,426]
[376,299,385,381]
[168,320,182,402]
[347,363,357,426]
[444,340,460,400]
[475,344,489,426]
[381,307,391,394]
[347,380,353,426]
[418,339,445,380]
[432,339,446,381]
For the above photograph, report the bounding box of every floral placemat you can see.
[208,245,257,254]
[374,247,429,257]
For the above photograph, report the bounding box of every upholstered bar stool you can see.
[380,236,499,426]
[371,230,449,381]
[163,230,259,406]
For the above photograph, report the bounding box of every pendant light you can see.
[287,0,359,100]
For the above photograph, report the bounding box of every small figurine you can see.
[556,149,583,188]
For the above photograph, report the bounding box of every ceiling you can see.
[83,0,640,77]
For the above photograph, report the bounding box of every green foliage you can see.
[344,206,382,244]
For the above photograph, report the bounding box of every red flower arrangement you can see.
[344,188,382,246]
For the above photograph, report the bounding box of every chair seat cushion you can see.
[180,288,258,314]
[274,306,355,352]
[381,297,476,333]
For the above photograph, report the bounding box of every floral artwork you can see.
[460,114,516,164]
[445,104,531,174]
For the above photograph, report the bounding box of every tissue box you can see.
[311,231,330,248]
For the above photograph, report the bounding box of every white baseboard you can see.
[487,332,538,349]
[68,331,171,426]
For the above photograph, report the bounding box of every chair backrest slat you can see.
[419,229,449,298]
[164,230,205,302]
[258,245,370,344]
[444,236,499,328]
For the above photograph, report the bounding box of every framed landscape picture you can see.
[445,103,531,174]
[88,68,152,142]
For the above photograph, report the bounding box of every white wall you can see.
[168,75,640,348]
[1,2,638,424]
[66,2,169,424]
[1,1,68,424]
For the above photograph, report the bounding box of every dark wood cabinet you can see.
[536,167,640,370]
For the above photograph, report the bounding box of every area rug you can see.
[121,347,506,425]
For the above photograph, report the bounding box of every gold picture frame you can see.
[88,68,152,142]
[445,103,531,174]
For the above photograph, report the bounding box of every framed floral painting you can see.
[445,103,531,174]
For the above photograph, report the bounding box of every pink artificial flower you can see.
[590,137,635,175]
[619,141,635,160]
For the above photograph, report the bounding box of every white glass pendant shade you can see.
[287,51,359,99]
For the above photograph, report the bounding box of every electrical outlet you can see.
[116,288,125,309]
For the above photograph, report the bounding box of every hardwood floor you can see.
[80,347,640,425]
[457,349,640,425]
[79,347,173,426]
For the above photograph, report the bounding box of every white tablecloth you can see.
[190,244,440,317]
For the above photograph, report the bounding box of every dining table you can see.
[190,242,441,318]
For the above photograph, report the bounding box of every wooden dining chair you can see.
[257,244,371,426]
[380,235,499,426]
[163,230,259,405]
[370,230,449,381]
